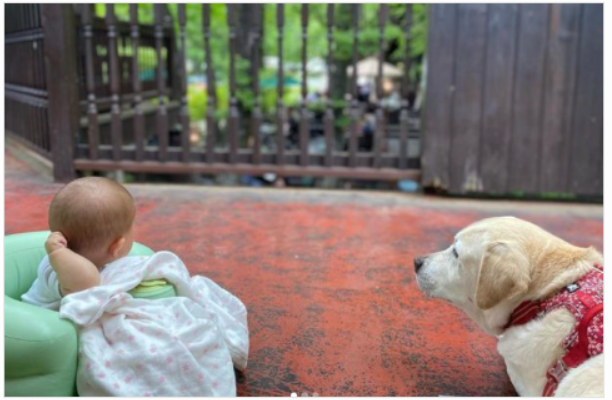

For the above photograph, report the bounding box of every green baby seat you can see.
[4,231,176,396]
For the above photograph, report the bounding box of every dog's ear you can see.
[475,241,530,310]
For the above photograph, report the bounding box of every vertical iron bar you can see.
[106,4,122,161]
[299,4,310,167]
[399,5,412,169]
[154,4,168,162]
[82,4,98,160]
[227,4,239,164]
[251,5,263,164]
[130,4,145,162]
[276,4,286,165]
[178,4,190,162]
[373,5,388,168]
[324,5,335,167]
[203,5,216,163]
[348,4,360,167]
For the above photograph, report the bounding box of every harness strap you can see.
[505,301,540,328]
[569,302,603,367]
[544,301,603,395]
[505,266,603,397]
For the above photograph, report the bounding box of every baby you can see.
[22,176,249,396]
[22,176,136,309]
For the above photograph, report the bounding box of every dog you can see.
[414,217,603,396]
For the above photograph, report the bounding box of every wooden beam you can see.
[41,4,78,182]
[74,159,421,182]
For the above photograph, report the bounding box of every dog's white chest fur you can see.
[498,308,588,396]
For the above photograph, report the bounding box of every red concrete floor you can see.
[4,148,603,396]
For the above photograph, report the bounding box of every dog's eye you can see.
[452,247,459,258]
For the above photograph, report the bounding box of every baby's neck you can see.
[78,249,113,270]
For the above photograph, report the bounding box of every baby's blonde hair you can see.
[49,177,136,253]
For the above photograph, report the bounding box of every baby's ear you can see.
[108,236,127,258]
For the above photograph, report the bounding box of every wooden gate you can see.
[422,4,603,199]
[5,4,421,183]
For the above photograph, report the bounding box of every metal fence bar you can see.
[106,4,122,161]
[202,4,216,163]
[154,4,168,162]
[348,4,360,168]
[81,4,98,160]
[373,5,388,168]
[130,4,145,162]
[324,5,335,167]
[399,5,412,169]
[178,4,190,162]
[276,4,286,165]
[299,4,310,167]
[227,4,239,164]
[251,4,263,164]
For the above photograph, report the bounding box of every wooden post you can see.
[154,4,169,162]
[299,4,310,167]
[348,4,360,168]
[106,4,123,162]
[399,5,412,170]
[227,4,239,164]
[276,5,286,165]
[373,5,388,168]
[251,4,263,164]
[41,4,78,182]
[81,4,99,161]
[178,4,190,162]
[130,4,145,162]
[202,5,217,163]
[324,5,335,167]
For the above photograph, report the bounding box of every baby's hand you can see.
[45,231,68,254]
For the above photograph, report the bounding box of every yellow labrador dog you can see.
[414,217,603,397]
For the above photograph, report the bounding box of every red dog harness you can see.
[504,265,603,396]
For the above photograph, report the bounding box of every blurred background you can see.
[4,3,602,199]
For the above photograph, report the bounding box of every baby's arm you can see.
[45,232,100,296]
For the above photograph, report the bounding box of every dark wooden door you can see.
[422,4,602,199]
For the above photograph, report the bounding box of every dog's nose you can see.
[414,257,425,273]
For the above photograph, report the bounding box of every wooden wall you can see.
[422,4,603,198]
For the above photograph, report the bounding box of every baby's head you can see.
[49,177,136,265]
